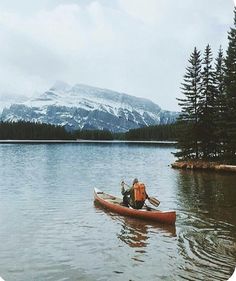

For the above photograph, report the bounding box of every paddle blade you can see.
[148,196,160,207]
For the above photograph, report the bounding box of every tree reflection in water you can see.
[175,170,236,281]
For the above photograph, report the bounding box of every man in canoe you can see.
[121,178,148,209]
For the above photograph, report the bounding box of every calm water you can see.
[0,143,235,281]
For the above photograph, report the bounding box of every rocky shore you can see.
[171,161,236,173]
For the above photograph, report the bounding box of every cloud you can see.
[0,0,234,110]
[118,0,164,25]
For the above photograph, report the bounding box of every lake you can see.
[0,143,235,281]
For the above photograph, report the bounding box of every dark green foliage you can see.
[199,44,216,159]
[0,121,178,141]
[176,8,236,164]
[175,47,202,159]
[214,46,227,159]
[224,8,236,163]
[112,132,126,140]
[125,124,178,141]
[0,121,73,140]
[75,129,113,140]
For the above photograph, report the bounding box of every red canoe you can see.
[94,188,176,225]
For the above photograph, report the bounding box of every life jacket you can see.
[133,182,146,202]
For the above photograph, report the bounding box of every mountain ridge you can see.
[1,82,178,132]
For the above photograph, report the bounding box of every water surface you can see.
[0,143,235,281]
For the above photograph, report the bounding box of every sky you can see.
[0,0,235,111]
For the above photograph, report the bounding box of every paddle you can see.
[122,182,160,207]
[147,196,160,207]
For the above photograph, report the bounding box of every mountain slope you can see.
[0,94,27,114]
[1,82,178,132]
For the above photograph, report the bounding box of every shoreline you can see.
[0,139,177,144]
[171,160,236,173]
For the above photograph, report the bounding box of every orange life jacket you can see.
[133,182,146,202]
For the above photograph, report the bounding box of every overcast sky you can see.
[0,0,235,110]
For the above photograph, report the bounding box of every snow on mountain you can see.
[1,82,178,132]
[0,94,28,114]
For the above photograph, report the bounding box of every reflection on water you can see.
[94,203,150,249]
[94,203,176,250]
[117,217,149,249]
[176,170,236,281]
[0,143,235,281]
[176,170,236,225]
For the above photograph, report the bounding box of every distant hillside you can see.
[0,121,178,141]
[0,121,72,140]
[1,82,178,132]
[124,123,178,141]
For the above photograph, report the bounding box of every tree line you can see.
[124,124,178,141]
[0,121,72,140]
[74,129,113,140]
[0,121,113,140]
[175,8,236,164]
[0,121,178,141]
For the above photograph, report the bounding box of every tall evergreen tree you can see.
[199,44,216,159]
[175,47,202,159]
[224,8,236,163]
[214,46,226,159]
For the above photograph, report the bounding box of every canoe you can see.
[94,188,176,225]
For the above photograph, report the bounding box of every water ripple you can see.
[0,143,235,281]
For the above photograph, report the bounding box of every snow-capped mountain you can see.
[1,82,178,132]
[0,94,27,114]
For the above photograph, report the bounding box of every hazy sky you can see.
[0,0,235,110]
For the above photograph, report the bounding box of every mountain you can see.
[0,94,28,114]
[1,82,178,132]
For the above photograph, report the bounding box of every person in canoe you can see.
[121,178,148,209]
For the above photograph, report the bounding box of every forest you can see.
[124,123,178,141]
[0,121,177,141]
[0,121,73,140]
[175,8,236,164]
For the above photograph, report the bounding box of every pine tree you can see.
[214,46,226,159]
[224,8,236,163]
[199,44,216,159]
[175,47,202,159]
